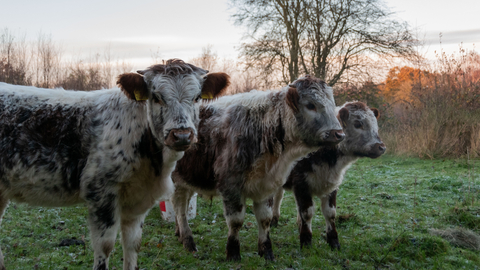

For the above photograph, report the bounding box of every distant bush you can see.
[0,28,132,90]
[381,47,480,158]
[336,45,480,158]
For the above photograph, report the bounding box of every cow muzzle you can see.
[324,129,345,145]
[369,142,386,158]
[165,128,196,151]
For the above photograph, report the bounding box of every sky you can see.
[1,0,479,70]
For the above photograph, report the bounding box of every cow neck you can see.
[136,127,164,177]
[336,141,359,165]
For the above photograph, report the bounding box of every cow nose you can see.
[324,129,345,145]
[334,131,345,141]
[369,142,386,158]
[173,131,191,144]
[165,128,196,151]
[378,143,386,153]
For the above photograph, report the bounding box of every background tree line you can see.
[0,28,132,90]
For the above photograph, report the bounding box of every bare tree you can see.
[189,44,219,72]
[150,46,163,65]
[0,28,31,85]
[232,0,417,86]
[33,32,62,88]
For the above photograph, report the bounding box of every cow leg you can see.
[171,186,197,252]
[293,182,314,248]
[87,200,120,270]
[253,197,274,261]
[174,216,179,237]
[0,192,9,270]
[321,189,340,250]
[271,188,284,228]
[120,213,148,270]
[222,190,246,261]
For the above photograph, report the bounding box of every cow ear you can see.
[201,72,230,99]
[338,107,349,128]
[286,87,300,113]
[370,108,380,119]
[117,73,149,101]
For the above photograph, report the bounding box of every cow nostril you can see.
[335,131,345,140]
[379,145,386,152]
[174,132,191,143]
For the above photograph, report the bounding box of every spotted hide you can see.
[171,75,344,261]
[0,59,229,270]
[272,101,386,249]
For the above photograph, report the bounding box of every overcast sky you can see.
[1,0,479,70]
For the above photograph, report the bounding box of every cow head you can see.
[337,101,386,158]
[117,59,229,151]
[286,75,344,147]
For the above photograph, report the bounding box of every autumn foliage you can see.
[336,47,480,158]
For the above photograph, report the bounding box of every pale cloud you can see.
[109,36,187,44]
[424,29,480,45]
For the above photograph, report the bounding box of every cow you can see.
[271,101,386,250]
[0,59,229,270]
[171,75,345,261]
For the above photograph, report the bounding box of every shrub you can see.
[380,47,480,158]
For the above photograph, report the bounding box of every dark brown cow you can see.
[171,75,345,261]
[271,101,386,249]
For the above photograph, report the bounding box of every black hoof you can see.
[226,236,241,261]
[300,240,312,249]
[271,216,279,227]
[226,253,241,261]
[300,231,312,249]
[261,249,275,261]
[183,236,198,252]
[326,229,340,250]
[327,238,341,250]
[258,237,275,261]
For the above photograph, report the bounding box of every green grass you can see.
[1,155,480,269]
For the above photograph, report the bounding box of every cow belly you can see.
[243,146,312,202]
[243,176,284,202]
[308,169,345,198]
[0,167,82,206]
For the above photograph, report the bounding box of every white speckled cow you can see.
[0,59,229,270]
[271,101,386,249]
[172,75,344,261]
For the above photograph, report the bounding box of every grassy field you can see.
[1,155,479,270]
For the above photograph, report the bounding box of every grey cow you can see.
[172,75,344,261]
[0,59,229,270]
[272,101,386,249]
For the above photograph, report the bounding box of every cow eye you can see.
[153,93,165,105]
[194,95,201,103]
[306,103,316,111]
[354,121,362,129]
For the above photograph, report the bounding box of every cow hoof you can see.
[226,253,241,261]
[183,236,198,252]
[328,239,341,250]
[258,236,274,261]
[299,232,312,249]
[326,229,340,250]
[270,216,279,227]
[260,249,275,261]
[300,240,312,249]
